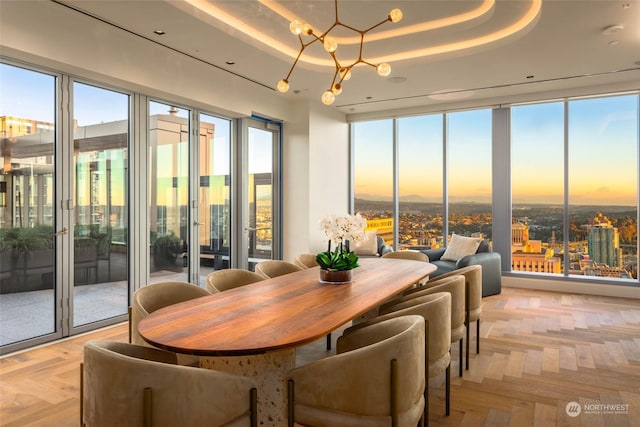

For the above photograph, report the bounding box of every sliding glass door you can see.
[0,65,131,352]
[242,119,280,271]
[72,82,130,328]
[148,102,190,284]
[0,63,57,347]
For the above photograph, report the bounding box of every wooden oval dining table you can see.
[138,257,436,426]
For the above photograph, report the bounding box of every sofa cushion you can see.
[353,230,378,256]
[441,234,482,261]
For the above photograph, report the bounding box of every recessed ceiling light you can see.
[387,76,407,84]
[602,24,623,35]
[153,30,165,35]
[365,96,373,100]
[225,61,235,65]
[622,3,631,9]
[526,75,535,79]
[608,40,620,46]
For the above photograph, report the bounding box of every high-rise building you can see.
[587,214,621,268]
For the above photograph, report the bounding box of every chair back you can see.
[381,250,429,262]
[432,265,482,321]
[390,275,465,343]
[294,253,319,269]
[206,268,264,293]
[379,292,451,378]
[83,340,257,427]
[255,260,302,279]
[288,315,425,426]
[131,281,210,346]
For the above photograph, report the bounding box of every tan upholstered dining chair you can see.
[294,253,319,269]
[254,259,302,279]
[82,340,257,427]
[418,264,482,371]
[381,250,429,262]
[385,274,466,377]
[345,291,452,419]
[287,315,426,427]
[130,281,210,365]
[205,268,264,293]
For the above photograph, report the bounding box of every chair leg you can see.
[390,359,398,427]
[79,363,84,427]
[250,387,257,427]
[465,317,470,370]
[143,387,152,427]
[128,306,132,343]
[459,338,463,377]
[326,332,332,351]
[445,363,450,416]
[476,319,480,354]
[287,379,295,427]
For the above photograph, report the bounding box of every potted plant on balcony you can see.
[316,213,367,284]
[152,231,183,270]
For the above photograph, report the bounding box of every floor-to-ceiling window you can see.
[0,63,57,347]
[352,120,394,244]
[397,115,443,249]
[148,102,190,284]
[351,109,493,252]
[511,101,565,274]
[72,81,130,327]
[568,95,637,280]
[198,113,231,284]
[0,64,132,352]
[510,94,638,281]
[351,93,639,286]
[447,109,493,242]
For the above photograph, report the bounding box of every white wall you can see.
[280,101,350,260]
[307,103,350,254]
[281,100,311,261]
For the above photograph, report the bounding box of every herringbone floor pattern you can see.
[1,286,639,426]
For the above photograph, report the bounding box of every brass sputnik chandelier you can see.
[277,0,403,105]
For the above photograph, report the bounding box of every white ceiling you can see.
[59,0,640,115]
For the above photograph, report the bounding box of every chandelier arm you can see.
[362,17,392,34]
[318,23,339,40]
[360,60,378,70]
[284,46,306,81]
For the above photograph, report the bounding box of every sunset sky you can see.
[354,94,638,206]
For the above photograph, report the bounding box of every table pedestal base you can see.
[199,348,295,427]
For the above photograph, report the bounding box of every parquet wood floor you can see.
[1,286,639,426]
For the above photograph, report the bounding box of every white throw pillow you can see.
[441,234,482,261]
[353,230,379,256]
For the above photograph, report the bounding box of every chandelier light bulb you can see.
[377,62,391,76]
[340,68,352,81]
[277,79,289,93]
[289,20,303,35]
[389,8,403,23]
[323,36,338,53]
[321,90,336,105]
[302,23,313,35]
[332,83,342,95]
